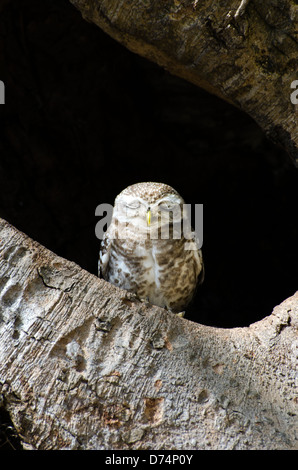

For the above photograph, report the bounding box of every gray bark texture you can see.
[0,217,297,450]
[69,0,298,166]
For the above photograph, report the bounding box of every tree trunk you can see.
[69,0,298,166]
[0,217,297,450]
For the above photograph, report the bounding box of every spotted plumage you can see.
[99,182,204,314]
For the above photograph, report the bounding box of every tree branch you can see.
[69,0,298,166]
[0,217,297,449]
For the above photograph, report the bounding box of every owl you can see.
[98,182,204,314]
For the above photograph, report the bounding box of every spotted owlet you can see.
[98,182,204,314]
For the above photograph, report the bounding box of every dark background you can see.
[0,0,297,334]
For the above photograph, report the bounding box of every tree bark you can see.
[0,217,297,450]
[69,0,298,166]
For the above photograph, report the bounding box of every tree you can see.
[0,218,297,449]
[69,0,298,166]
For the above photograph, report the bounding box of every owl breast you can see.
[103,235,202,313]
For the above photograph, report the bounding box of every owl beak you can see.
[146,208,151,226]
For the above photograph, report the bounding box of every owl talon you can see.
[176,311,185,318]
[164,306,185,318]
[139,296,151,306]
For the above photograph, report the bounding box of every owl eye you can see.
[125,201,140,210]
[158,202,176,212]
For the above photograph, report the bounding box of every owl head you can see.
[112,182,188,239]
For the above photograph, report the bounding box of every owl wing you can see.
[196,249,205,285]
[187,232,204,285]
[98,230,112,279]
